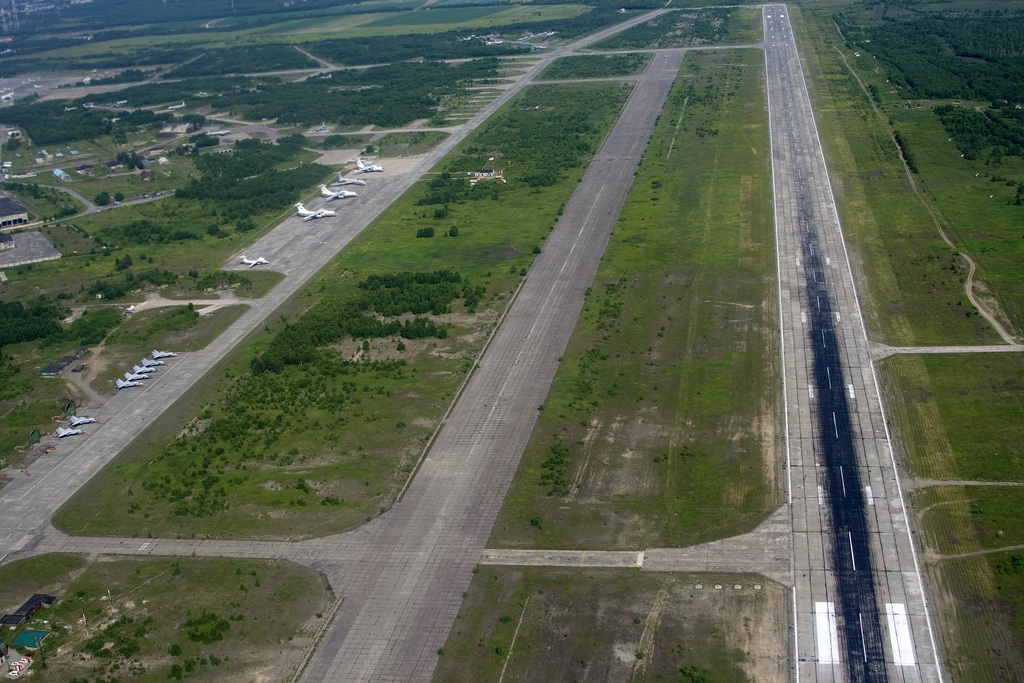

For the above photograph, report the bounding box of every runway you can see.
[763,5,943,681]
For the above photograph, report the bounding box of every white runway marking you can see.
[848,383,855,399]
[865,486,874,506]
[815,602,840,664]
[885,603,917,666]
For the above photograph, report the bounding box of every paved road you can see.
[763,6,943,681]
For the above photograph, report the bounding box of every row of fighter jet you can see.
[116,350,176,389]
[55,351,176,437]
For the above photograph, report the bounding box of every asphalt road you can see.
[763,5,943,681]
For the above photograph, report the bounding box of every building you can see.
[40,356,76,378]
[75,163,94,175]
[53,168,71,181]
[0,594,56,627]
[0,193,28,227]
[0,233,12,250]
[158,122,200,138]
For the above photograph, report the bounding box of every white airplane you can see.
[333,174,365,187]
[294,203,336,221]
[240,255,269,268]
[116,378,143,389]
[55,427,84,438]
[124,305,136,314]
[1,92,14,101]
[354,158,383,173]
[140,357,164,367]
[151,350,176,359]
[132,364,156,374]
[320,185,357,200]
[69,416,97,426]
[124,371,150,381]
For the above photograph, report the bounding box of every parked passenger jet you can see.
[55,427,84,438]
[320,185,357,200]
[333,174,366,187]
[116,378,143,389]
[151,350,176,359]
[240,255,269,267]
[69,416,97,426]
[294,203,336,221]
[354,158,383,173]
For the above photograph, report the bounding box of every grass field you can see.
[53,82,634,540]
[537,52,652,80]
[491,49,777,551]
[433,567,787,682]
[0,554,332,682]
[877,350,1024,680]
[593,7,762,50]
[372,131,450,157]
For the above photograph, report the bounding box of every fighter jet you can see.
[320,185,357,200]
[116,378,143,389]
[69,416,97,426]
[140,357,164,367]
[151,350,177,359]
[132,365,156,374]
[124,371,150,381]
[294,203,336,221]
[354,157,383,173]
[55,427,85,438]
[240,255,269,268]
[333,174,366,187]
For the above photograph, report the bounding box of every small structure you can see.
[139,170,153,181]
[0,234,12,250]
[52,168,71,181]
[105,159,122,170]
[40,356,76,378]
[469,169,505,186]
[0,193,28,227]
[75,163,94,175]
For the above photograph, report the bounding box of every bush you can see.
[416,227,435,238]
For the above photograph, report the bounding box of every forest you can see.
[175,136,331,221]
[934,104,1024,160]
[250,270,481,375]
[165,45,319,78]
[0,99,175,146]
[836,12,1024,103]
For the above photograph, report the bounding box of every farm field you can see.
[433,567,787,682]
[0,554,333,682]
[52,82,634,541]
[491,48,777,550]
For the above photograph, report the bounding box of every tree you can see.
[94,191,110,206]
[114,192,124,202]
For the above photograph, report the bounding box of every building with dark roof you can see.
[40,355,76,378]
[0,193,27,228]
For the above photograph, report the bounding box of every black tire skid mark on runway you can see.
[798,177,888,682]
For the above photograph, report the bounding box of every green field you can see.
[372,130,451,157]
[537,52,652,80]
[433,567,787,682]
[491,49,777,551]
[593,7,763,50]
[53,82,634,540]
[0,554,332,682]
